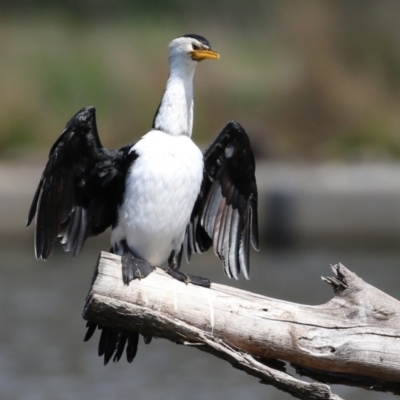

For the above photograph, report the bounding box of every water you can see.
[0,238,398,400]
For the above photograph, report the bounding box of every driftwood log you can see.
[83,252,400,399]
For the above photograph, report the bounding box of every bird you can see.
[27,34,259,364]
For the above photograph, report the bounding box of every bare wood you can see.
[83,252,400,398]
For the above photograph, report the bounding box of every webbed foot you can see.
[122,252,154,285]
[167,248,211,287]
[166,268,211,288]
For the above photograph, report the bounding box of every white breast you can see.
[111,130,204,266]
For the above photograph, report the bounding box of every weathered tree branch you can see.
[82,252,400,399]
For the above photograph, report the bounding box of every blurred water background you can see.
[1,1,400,399]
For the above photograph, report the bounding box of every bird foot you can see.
[167,268,211,288]
[121,252,154,285]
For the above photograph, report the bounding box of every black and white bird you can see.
[27,34,259,364]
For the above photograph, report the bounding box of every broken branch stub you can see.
[83,252,400,397]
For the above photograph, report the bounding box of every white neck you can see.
[152,57,196,137]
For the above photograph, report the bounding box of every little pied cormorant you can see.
[27,34,259,364]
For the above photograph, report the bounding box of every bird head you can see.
[168,34,219,68]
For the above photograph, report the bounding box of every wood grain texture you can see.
[83,252,400,398]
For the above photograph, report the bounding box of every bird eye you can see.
[192,44,200,50]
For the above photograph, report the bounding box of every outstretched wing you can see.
[27,106,135,260]
[184,121,259,279]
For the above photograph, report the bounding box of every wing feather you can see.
[27,106,135,260]
[201,181,222,238]
[228,208,241,278]
[239,207,251,279]
[185,121,258,279]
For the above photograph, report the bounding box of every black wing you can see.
[27,106,135,260]
[184,121,259,279]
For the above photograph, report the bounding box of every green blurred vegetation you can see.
[2,0,400,160]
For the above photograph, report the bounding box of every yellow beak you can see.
[190,49,220,62]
